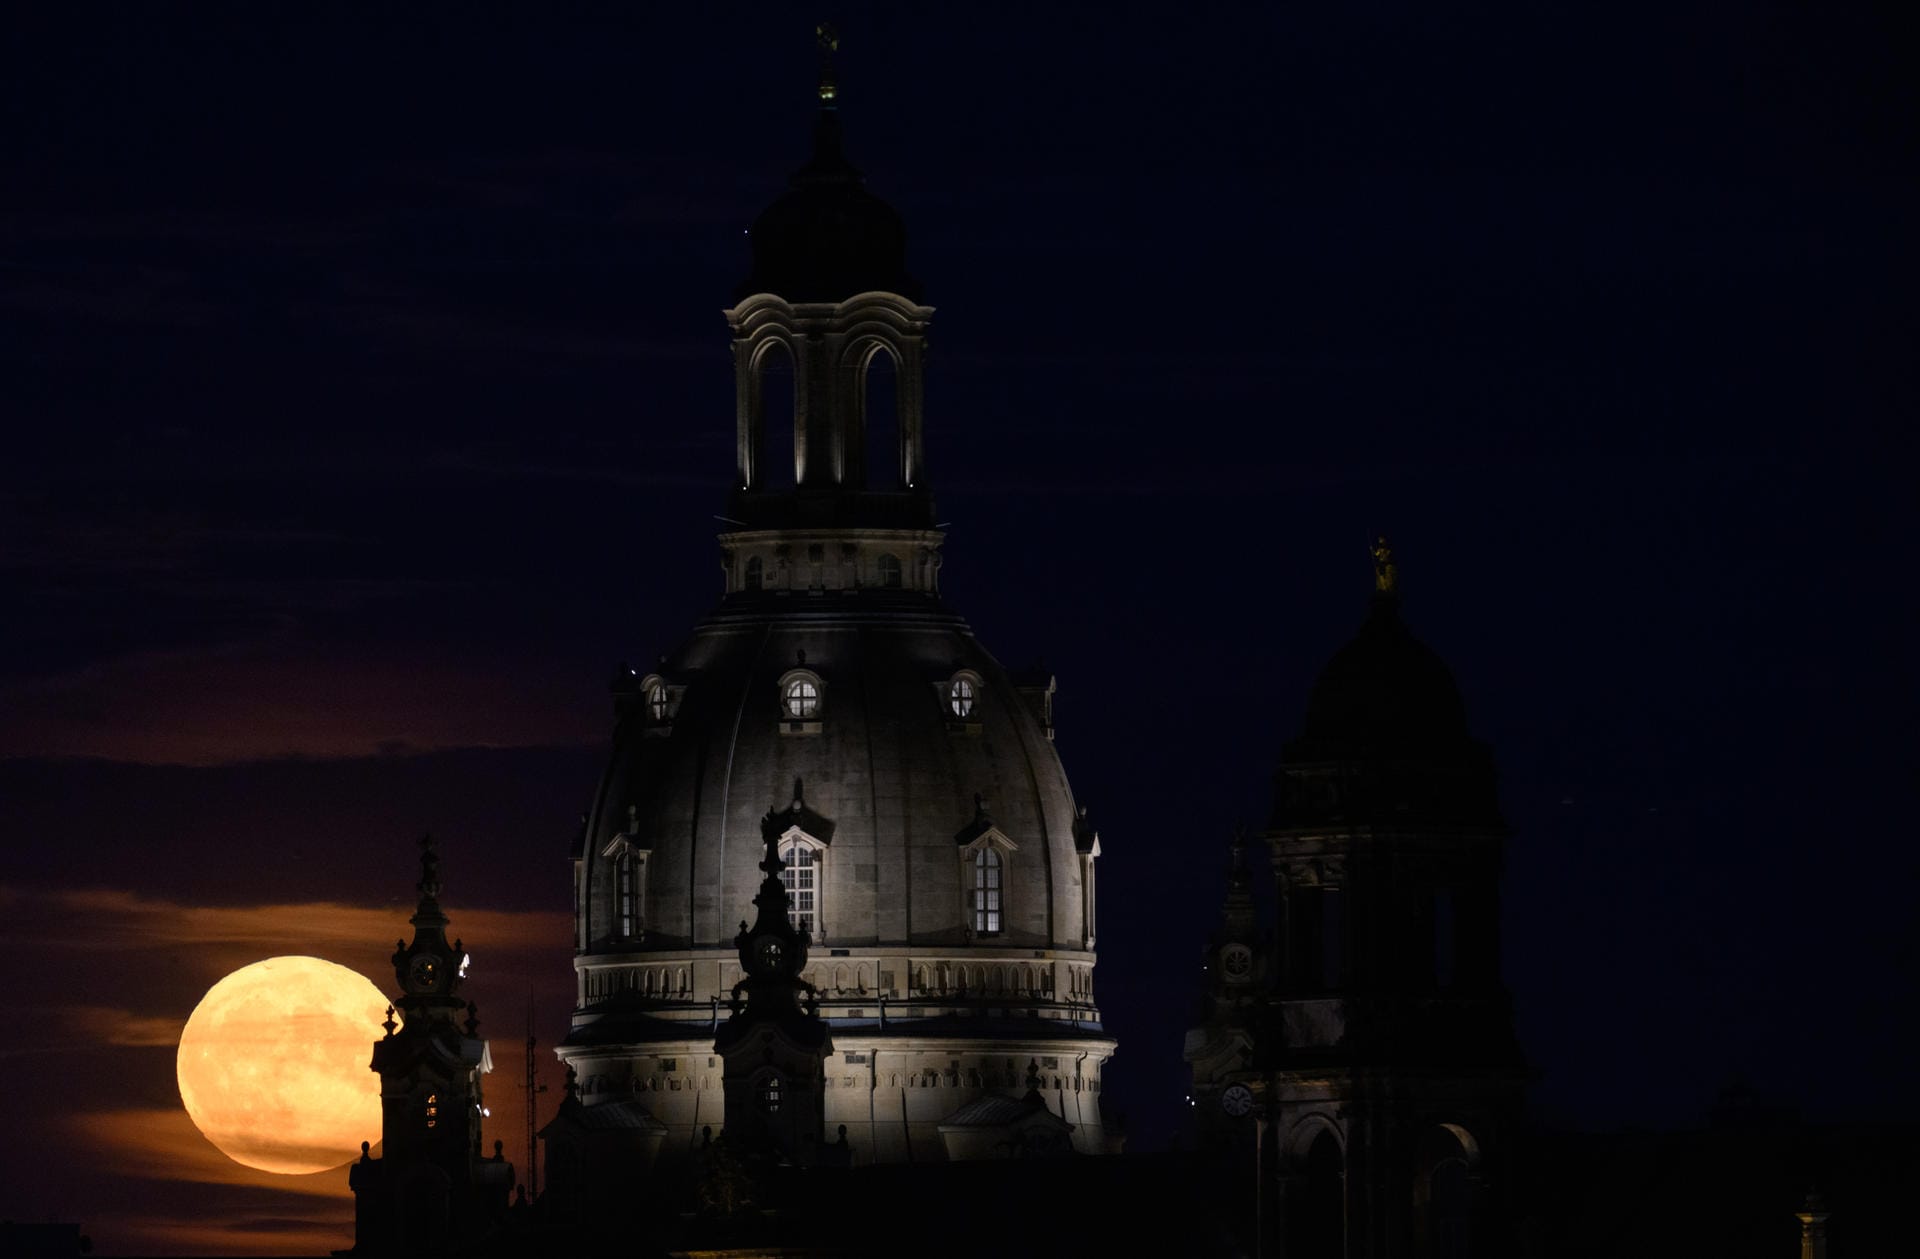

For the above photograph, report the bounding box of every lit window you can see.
[879,553,902,588]
[744,556,763,591]
[783,678,819,719]
[781,842,817,936]
[647,683,669,722]
[948,677,975,718]
[973,848,1003,935]
[616,851,637,938]
[758,1074,782,1114]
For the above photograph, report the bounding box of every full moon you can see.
[177,956,388,1174]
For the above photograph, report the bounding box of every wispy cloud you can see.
[0,886,570,979]
[0,639,600,765]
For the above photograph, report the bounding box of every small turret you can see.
[712,809,835,1162]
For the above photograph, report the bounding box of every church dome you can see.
[583,593,1083,956]
[737,111,922,303]
[1300,593,1470,751]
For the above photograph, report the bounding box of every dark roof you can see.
[1299,593,1470,751]
[737,109,921,303]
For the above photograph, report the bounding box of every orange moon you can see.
[176,956,388,1174]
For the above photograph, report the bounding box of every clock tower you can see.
[712,808,835,1162]
[351,836,512,1254]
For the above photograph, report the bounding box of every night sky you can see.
[2,6,1913,1254]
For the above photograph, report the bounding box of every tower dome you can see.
[556,50,1113,1166]
[1280,541,1500,827]
[737,109,921,304]
[1300,593,1470,750]
[736,27,920,304]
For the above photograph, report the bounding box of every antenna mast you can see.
[521,990,547,1201]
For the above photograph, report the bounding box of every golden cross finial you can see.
[816,23,840,104]
[1371,535,1398,595]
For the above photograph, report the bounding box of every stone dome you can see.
[736,112,921,304]
[581,589,1086,955]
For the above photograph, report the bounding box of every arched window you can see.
[647,683,669,722]
[744,556,764,591]
[781,841,818,936]
[783,677,820,719]
[758,1074,783,1114]
[862,344,900,489]
[878,553,902,588]
[756,340,797,490]
[948,677,975,717]
[972,848,1003,935]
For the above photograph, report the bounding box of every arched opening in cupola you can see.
[755,339,797,490]
[860,342,901,489]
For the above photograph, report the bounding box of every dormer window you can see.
[776,668,825,734]
[784,678,819,719]
[972,848,1003,935]
[647,683,669,722]
[940,670,985,731]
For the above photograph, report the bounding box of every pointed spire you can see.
[797,24,858,185]
[815,23,839,107]
[415,833,441,904]
[1218,825,1258,943]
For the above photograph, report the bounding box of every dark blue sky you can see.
[1,1,1913,1191]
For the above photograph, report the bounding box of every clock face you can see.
[409,955,440,990]
[1222,945,1252,979]
[1221,1083,1255,1117]
[756,937,785,972]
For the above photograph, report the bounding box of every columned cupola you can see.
[719,27,942,593]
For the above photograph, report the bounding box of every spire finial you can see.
[415,833,441,902]
[816,23,840,106]
[1371,535,1398,597]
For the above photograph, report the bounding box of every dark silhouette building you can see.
[1187,550,1527,1257]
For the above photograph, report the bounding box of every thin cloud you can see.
[1,886,570,976]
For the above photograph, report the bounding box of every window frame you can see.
[778,831,827,939]
[775,667,826,732]
[957,825,1019,940]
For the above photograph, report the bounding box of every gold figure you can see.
[1372,536,1397,595]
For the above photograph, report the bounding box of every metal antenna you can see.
[522,989,548,1201]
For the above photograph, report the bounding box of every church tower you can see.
[1191,544,1525,1257]
[350,837,512,1254]
[557,34,1115,1167]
